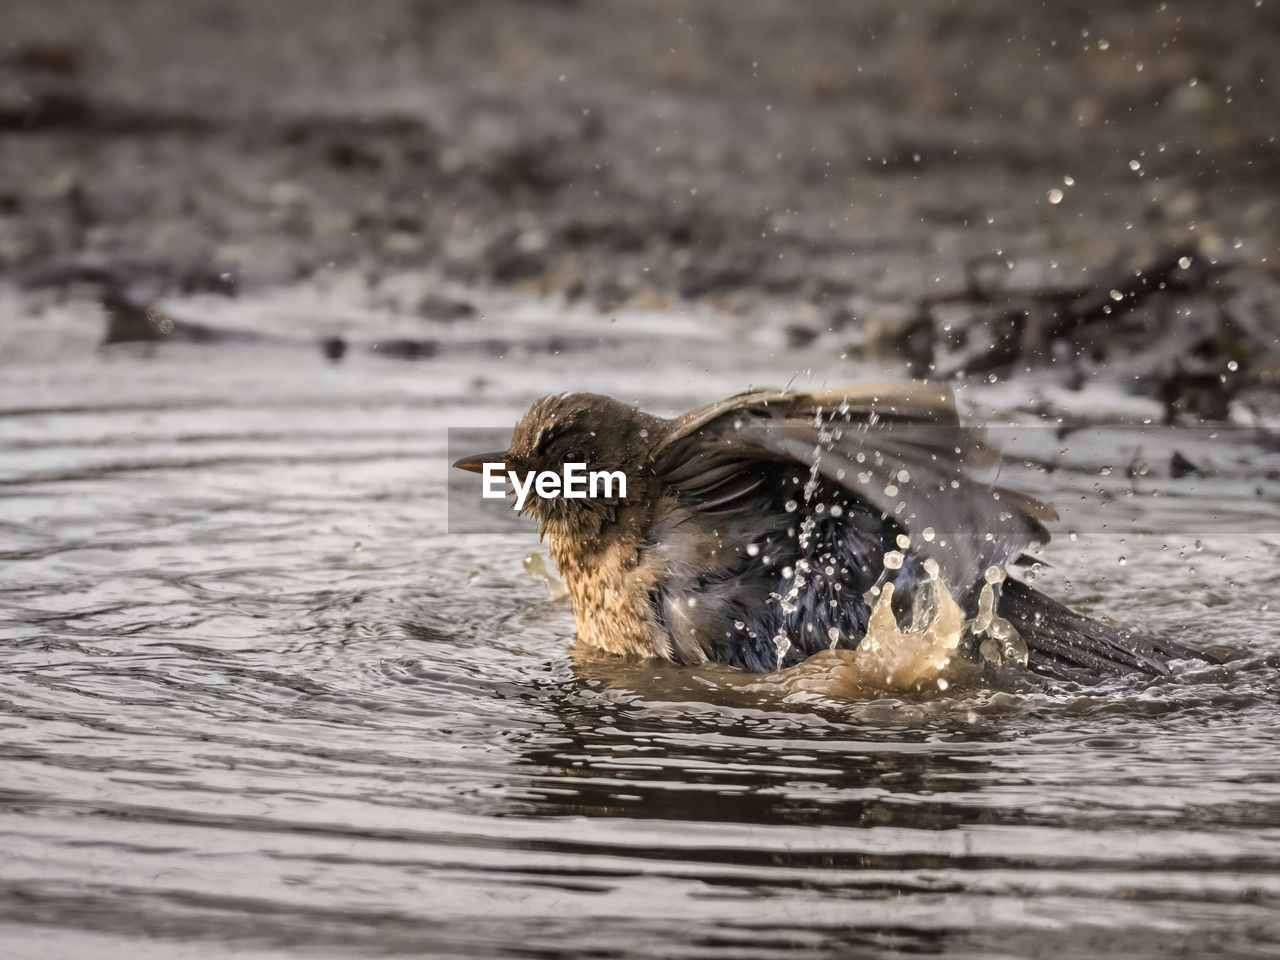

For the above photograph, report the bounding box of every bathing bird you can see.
[453,385,1204,681]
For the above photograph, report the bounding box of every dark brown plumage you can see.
[454,384,1205,681]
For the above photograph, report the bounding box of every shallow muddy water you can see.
[2,286,1280,958]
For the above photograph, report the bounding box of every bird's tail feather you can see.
[997,579,1210,681]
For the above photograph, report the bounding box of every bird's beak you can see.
[451,451,509,474]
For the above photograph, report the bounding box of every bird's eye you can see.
[564,450,584,463]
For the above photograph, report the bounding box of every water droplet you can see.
[883,550,905,570]
[896,533,911,549]
[1048,188,1064,204]
[785,499,798,513]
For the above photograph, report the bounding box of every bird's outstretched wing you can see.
[652,383,1055,597]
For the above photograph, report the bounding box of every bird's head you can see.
[453,393,664,535]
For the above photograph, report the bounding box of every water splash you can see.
[758,549,1037,698]
[970,565,1028,667]
[524,552,570,600]
[852,561,966,690]
[772,511,817,669]
[760,552,967,698]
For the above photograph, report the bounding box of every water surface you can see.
[2,286,1279,958]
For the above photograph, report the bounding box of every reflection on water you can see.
[2,288,1279,958]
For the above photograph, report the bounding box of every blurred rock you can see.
[418,293,476,323]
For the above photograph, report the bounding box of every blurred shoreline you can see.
[1,0,1277,403]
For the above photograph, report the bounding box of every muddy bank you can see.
[1,0,1278,400]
